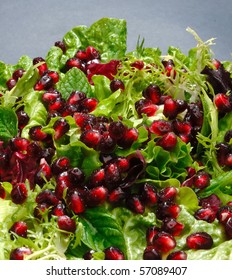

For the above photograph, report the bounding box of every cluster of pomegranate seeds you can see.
[6,68,25,90]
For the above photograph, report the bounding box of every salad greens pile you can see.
[1,17,232,260]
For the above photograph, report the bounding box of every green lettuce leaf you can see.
[0,106,18,143]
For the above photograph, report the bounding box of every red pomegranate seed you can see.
[65,57,84,71]
[126,194,145,214]
[156,132,177,151]
[29,125,48,141]
[166,250,187,260]
[153,231,176,253]
[11,183,28,204]
[57,215,76,233]
[10,247,32,260]
[53,118,70,140]
[149,120,172,136]
[86,186,108,207]
[80,129,102,149]
[161,217,184,236]
[141,183,158,206]
[0,184,6,199]
[33,203,50,220]
[48,97,65,112]
[67,91,86,106]
[89,168,105,187]
[35,189,59,206]
[51,156,70,175]
[214,93,232,112]
[81,97,98,112]
[54,41,66,53]
[108,121,127,141]
[156,202,181,220]
[34,74,53,91]
[9,221,28,239]
[193,171,210,189]
[158,186,177,202]
[12,68,25,81]
[143,246,162,260]
[186,232,213,249]
[225,217,232,238]
[217,206,232,224]
[117,127,138,148]
[104,246,125,260]
[85,46,100,61]
[108,187,125,204]
[46,70,59,84]
[33,57,48,76]
[163,98,178,119]
[110,79,125,92]
[52,203,66,217]
[142,84,161,104]
[67,190,85,214]
[194,207,216,223]
[104,162,121,186]
[6,78,16,90]
[199,194,222,212]
[116,157,130,172]
[146,226,160,245]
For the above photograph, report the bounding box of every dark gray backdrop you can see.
[0,0,232,64]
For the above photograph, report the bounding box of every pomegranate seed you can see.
[46,70,59,84]
[57,215,76,233]
[98,132,116,154]
[16,110,29,129]
[194,207,216,223]
[108,121,127,140]
[214,93,232,112]
[172,119,192,135]
[166,250,187,260]
[35,189,59,206]
[6,78,17,90]
[126,194,145,214]
[33,203,50,220]
[156,132,177,151]
[89,168,105,187]
[68,167,85,185]
[158,186,177,202]
[9,137,30,152]
[153,231,176,253]
[104,162,121,186]
[55,171,72,199]
[186,232,213,249]
[12,68,25,81]
[193,171,210,189]
[67,91,86,106]
[51,156,70,175]
[9,221,28,239]
[80,129,102,149]
[52,203,66,216]
[149,120,172,136]
[48,97,65,112]
[85,46,100,61]
[143,246,162,260]
[212,58,221,69]
[108,187,125,205]
[75,50,87,61]
[156,202,181,220]
[199,194,222,212]
[116,157,130,172]
[225,217,232,238]
[53,118,70,140]
[10,247,32,260]
[161,217,184,236]
[54,41,66,53]
[29,125,48,141]
[65,57,84,71]
[110,79,125,92]
[117,127,138,148]
[33,57,48,75]
[86,186,108,207]
[11,183,28,204]
[0,184,6,199]
[81,97,98,112]
[216,206,232,224]
[104,246,125,260]
[83,250,95,260]
[138,102,158,117]
[163,98,178,119]
[67,190,85,214]
[142,84,161,104]
[35,158,52,186]
[146,226,160,245]
[141,183,158,206]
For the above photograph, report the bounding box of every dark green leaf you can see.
[0,106,18,143]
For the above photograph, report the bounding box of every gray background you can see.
[0,0,232,65]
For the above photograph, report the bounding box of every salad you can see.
[1,17,232,260]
